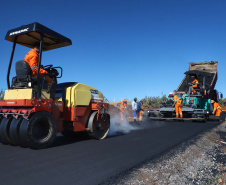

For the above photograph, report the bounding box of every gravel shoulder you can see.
[101,122,226,185]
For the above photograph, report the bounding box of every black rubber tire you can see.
[9,117,23,146]
[219,112,226,123]
[0,117,13,145]
[19,111,57,149]
[0,115,3,142]
[88,111,110,140]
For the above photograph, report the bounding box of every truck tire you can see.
[19,111,57,149]
[88,111,110,140]
[0,117,13,145]
[9,117,23,146]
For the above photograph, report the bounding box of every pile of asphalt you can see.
[101,122,226,185]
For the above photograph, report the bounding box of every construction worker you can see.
[24,42,53,87]
[211,100,222,116]
[117,99,127,122]
[139,101,144,121]
[191,76,199,94]
[173,95,183,118]
[136,101,143,122]
[132,97,137,121]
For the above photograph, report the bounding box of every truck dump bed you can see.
[177,61,218,98]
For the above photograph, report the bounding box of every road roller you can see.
[0,22,110,149]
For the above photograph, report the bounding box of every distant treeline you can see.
[140,95,167,108]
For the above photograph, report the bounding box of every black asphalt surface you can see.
[0,120,219,185]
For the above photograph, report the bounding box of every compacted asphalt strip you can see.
[0,120,219,185]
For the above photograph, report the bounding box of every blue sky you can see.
[1,0,226,102]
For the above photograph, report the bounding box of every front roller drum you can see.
[88,111,110,140]
[0,117,13,144]
[19,111,57,149]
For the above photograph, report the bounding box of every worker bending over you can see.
[191,76,199,94]
[211,100,222,116]
[117,99,127,122]
[139,101,144,121]
[24,42,52,87]
[173,95,183,118]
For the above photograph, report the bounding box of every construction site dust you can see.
[107,114,140,137]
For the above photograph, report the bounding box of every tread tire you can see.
[0,117,13,145]
[9,117,23,146]
[19,111,57,149]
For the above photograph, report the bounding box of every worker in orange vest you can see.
[117,99,128,122]
[173,95,183,118]
[24,43,52,86]
[136,101,144,122]
[139,101,144,121]
[191,77,199,94]
[211,100,222,116]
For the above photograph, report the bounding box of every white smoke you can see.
[107,113,140,137]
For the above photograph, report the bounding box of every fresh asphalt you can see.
[0,120,219,185]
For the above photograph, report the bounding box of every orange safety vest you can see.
[24,49,47,77]
[192,79,199,88]
[117,100,127,111]
[213,102,222,116]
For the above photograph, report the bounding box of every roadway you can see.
[0,120,219,185]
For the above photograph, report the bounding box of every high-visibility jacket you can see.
[173,95,179,101]
[117,99,127,112]
[173,95,183,118]
[24,49,47,77]
[139,102,144,121]
[213,102,222,116]
[192,79,199,87]
[191,79,199,93]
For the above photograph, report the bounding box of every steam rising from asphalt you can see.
[107,114,140,137]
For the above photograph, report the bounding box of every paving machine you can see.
[148,61,223,121]
[0,22,110,149]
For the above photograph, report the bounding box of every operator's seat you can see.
[14,60,37,88]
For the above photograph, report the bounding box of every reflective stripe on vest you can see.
[31,65,37,70]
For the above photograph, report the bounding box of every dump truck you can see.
[0,22,110,149]
[148,61,223,121]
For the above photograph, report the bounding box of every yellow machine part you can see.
[65,83,104,107]
[4,89,50,100]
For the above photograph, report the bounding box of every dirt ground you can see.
[105,104,226,185]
